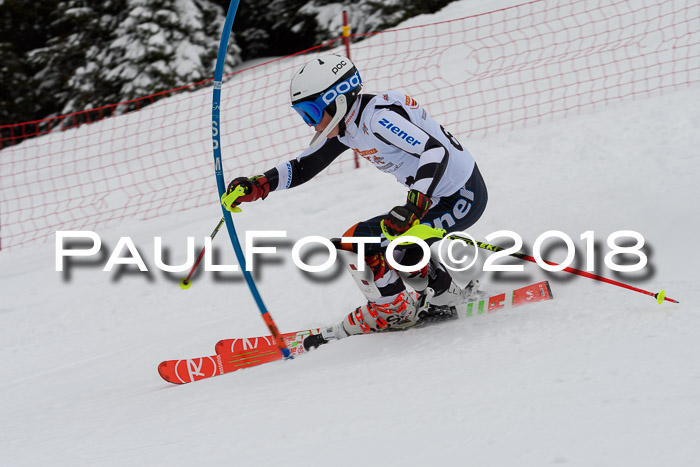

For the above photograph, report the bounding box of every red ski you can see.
[214,280,555,354]
[158,329,322,384]
[158,281,554,384]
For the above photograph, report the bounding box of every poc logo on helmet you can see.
[331,61,347,75]
[322,70,361,105]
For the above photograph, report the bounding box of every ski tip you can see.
[179,279,191,290]
[158,361,175,384]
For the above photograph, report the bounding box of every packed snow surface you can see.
[1,1,699,466]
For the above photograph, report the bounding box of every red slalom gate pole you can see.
[179,217,225,290]
[342,10,360,170]
[342,10,351,60]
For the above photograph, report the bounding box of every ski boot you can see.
[341,291,420,336]
[429,279,481,306]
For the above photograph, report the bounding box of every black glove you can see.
[383,189,432,237]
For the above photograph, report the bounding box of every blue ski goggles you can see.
[292,97,326,126]
[291,70,362,126]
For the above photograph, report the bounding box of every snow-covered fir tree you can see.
[1,0,239,125]
[84,0,239,113]
[26,1,122,118]
[227,0,456,59]
[0,0,62,125]
[2,0,455,127]
[180,0,454,81]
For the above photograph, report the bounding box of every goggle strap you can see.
[309,94,347,149]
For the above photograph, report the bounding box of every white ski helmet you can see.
[290,54,362,147]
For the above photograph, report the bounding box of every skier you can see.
[222,54,487,338]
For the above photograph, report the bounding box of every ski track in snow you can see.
[2,2,700,466]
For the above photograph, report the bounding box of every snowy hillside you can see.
[2,1,700,466]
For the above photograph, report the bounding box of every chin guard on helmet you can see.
[308,94,347,149]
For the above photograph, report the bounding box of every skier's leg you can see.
[336,219,419,336]
[404,163,489,304]
[335,164,487,336]
[398,246,479,306]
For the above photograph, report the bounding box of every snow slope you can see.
[2,3,700,467]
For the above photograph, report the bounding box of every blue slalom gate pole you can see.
[211,0,291,359]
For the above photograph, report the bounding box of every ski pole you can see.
[382,223,679,305]
[446,232,678,304]
[179,217,225,290]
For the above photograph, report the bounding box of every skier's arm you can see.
[370,108,449,198]
[263,137,347,191]
[221,138,346,211]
